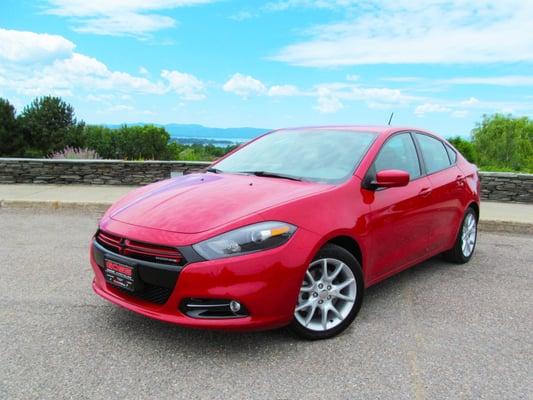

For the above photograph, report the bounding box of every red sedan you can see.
[90,126,480,339]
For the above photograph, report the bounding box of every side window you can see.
[445,143,457,164]
[416,133,451,174]
[373,133,421,179]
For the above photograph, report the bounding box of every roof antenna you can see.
[387,112,394,126]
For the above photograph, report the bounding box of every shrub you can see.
[49,146,101,159]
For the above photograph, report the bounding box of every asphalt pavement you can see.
[0,208,531,399]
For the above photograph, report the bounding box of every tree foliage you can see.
[0,98,25,156]
[166,141,237,161]
[85,124,171,160]
[5,96,529,171]
[18,96,84,156]
[471,114,532,172]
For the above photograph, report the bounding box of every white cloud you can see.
[271,0,533,66]
[139,66,149,75]
[223,73,267,98]
[0,28,212,103]
[4,52,166,97]
[45,0,215,37]
[264,0,349,11]
[314,82,416,113]
[73,13,176,37]
[220,72,416,114]
[268,84,300,96]
[381,76,422,83]
[451,110,469,118]
[415,103,451,116]
[314,87,344,113]
[460,97,480,106]
[230,10,256,21]
[0,28,75,63]
[346,74,359,82]
[444,76,533,86]
[161,70,206,100]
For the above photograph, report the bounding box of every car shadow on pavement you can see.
[95,254,471,354]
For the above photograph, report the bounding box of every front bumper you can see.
[90,228,319,331]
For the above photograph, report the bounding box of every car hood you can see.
[109,173,330,234]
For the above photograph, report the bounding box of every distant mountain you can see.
[106,123,269,142]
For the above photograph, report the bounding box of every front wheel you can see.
[443,207,478,264]
[289,244,364,340]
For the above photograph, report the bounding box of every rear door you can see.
[413,132,464,252]
[364,132,433,282]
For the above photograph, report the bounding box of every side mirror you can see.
[374,169,410,188]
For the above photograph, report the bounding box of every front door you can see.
[363,132,432,282]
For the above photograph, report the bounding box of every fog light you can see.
[229,300,241,313]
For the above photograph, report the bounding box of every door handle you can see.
[418,187,432,197]
[456,174,465,185]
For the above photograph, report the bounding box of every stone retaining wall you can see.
[479,172,533,203]
[0,158,532,203]
[0,158,211,185]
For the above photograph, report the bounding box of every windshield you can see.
[213,129,377,183]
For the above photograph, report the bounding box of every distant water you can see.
[105,122,268,147]
[171,137,252,147]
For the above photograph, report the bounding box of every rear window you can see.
[445,143,457,164]
[415,133,451,174]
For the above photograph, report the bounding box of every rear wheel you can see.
[290,244,364,340]
[444,207,478,264]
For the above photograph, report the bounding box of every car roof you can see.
[273,125,433,136]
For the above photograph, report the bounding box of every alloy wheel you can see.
[294,258,357,332]
[461,212,477,257]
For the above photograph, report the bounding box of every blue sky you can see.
[1,0,532,137]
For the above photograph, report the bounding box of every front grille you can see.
[96,230,184,266]
[117,284,172,304]
[93,233,182,306]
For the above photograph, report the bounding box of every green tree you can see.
[18,96,85,156]
[85,125,116,158]
[446,136,476,163]
[85,124,171,160]
[115,125,171,160]
[0,98,25,156]
[472,114,533,172]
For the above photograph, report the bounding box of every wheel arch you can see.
[468,201,479,221]
[326,235,363,270]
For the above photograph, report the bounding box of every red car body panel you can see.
[90,126,480,330]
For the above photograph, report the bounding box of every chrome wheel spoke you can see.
[304,303,318,326]
[305,270,315,285]
[328,303,342,319]
[334,292,355,302]
[321,306,328,330]
[334,278,355,291]
[321,259,328,280]
[295,301,312,312]
[329,263,344,281]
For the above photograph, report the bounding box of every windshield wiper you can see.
[206,167,222,173]
[238,171,303,181]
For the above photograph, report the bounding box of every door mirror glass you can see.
[375,169,410,188]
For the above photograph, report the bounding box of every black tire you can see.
[443,207,478,264]
[289,243,364,340]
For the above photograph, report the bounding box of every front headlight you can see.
[192,221,297,260]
